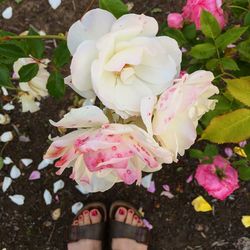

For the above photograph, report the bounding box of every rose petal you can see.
[3,157,13,165]
[161,191,174,199]
[142,219,153,230]
[43,189,52,205]
[9,194,25,205]
[2,7,13,19]
[147,181,156,193]
[71,202,84,215]
[53,179,65,193]
[162,184,170,192]
[242,216,250,228]
[0,131,13,142]
[2,177,12,192]
[38,159,54,170]
[141,173,153,189]
[48,0,61,10]
[10,165,21,179]
[186,174,193,183]
[3,103,15,111]
[29,170,41,180]
[192,196,212,212]
[21,158,33,167]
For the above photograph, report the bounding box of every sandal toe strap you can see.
[69,222,106,242]
[110,221,150,245]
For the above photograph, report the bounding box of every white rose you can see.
[141,71,219,161]
[67,8,182,118]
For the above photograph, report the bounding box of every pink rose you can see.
[182,0,226,29]
[44,106,172,193]
[195,155,239,200]
[167,13,184,29]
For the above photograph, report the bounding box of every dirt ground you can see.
[0,0,250,250]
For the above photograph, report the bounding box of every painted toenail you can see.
[79,215,83,219]
[84,210,89,214]
[129,210,133,213]
[91,210,97,216]
[134,216,138,220]
[119,208,125,215]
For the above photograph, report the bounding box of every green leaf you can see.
[244,143,250,160]
[0,65,14,88]
[160,24,187,46]
[0,43,26,59]
[27,27,45,59]
[237,39,250,63]
[189,149,204,159]
[225,77,250,106]
[52,41,71,68]
[215,26,248,50]
[0,157,3,170]
[47,71,65,99]
[238,166,250,181]
[200,95,232,126]
[200,10,221,38]
[220,57,240,71]
[190,43,216,59]
[204,144,219,157]
[206,58,219,71]
[18,63,39,82]
[99,0,128,18]
[244,11,250,26]
[183,24,197,40]
[201,108,250,143]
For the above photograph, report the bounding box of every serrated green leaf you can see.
[215,26,248,50]
[99,0,128,18]
[0,65,14,88]
[18,63,39,82]
[221,57,240,71]
[206,58,219,71]
[201,108,250,143]
[52,41,71,68]
[0,43,26,59]
[27,27,45,59]
[47,72,65,99]
[238,166,250,181]
[190,43,216,59]
[189,149,204,159]
[183,23,197,40]
[200,10,221,38]
[225,77,250,107]
[160,25,187,46]
[237,39,250,63]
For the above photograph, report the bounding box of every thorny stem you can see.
[0,34,66,42]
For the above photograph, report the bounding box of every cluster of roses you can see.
[167,0,226,29]
[44,8,221,194]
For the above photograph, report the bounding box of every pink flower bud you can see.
[167,13,184,29]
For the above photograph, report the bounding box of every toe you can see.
[78,214,84,226]
[72,219,79,226]
[83,210,91,225]
[137,219,143,227]
[115,207,127,222]
[132,215,139,226]
[125,209,134,224]
[90,209,101,224]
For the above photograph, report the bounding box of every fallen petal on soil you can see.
[192,196,212,212]
[9,194,25,205]
[2,177,12,192]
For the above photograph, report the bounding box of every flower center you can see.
[215,167,226,180]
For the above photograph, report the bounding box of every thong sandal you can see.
[68,202,107,243]
[109,200,151,245]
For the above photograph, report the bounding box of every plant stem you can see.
[0,34,66,42]
[229,5,249,12]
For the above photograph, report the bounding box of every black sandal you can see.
[68,202,107,243]
[109,200,151,245]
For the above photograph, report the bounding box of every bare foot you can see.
[68,209,102,250]
[112,207,148,250]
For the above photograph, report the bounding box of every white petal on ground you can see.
[38,159,54,170]
[3,103,15,111]
[0,114,10,125]
[2,7,13,19]
[2,177,12,192]
[48,0,61,9]
[43,189,52,205]
[29,170,41,180]
[0,131,13,142]
[19,135,31,142]
[75,184,89,195]
[1,87,8,96]
[21,158,33,166]
[3,157,13,165]
[53,179,65,193]
[10,165,21,179]
[9,194,25,205]
[141,174,153,189]
[71,202,84,215]
[52,208,61,220]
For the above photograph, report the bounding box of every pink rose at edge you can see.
[195,155,239,200]
[167,13,184,29]
[182,0,226,29]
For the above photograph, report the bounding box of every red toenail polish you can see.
[134,216,138,220]
[129,210,133,213]
[91,210,97,216]
[119,208,124,215]
[84,210,89,214]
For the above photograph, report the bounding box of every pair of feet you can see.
[68,206,148,250]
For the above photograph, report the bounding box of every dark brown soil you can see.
[0,1,250,250]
